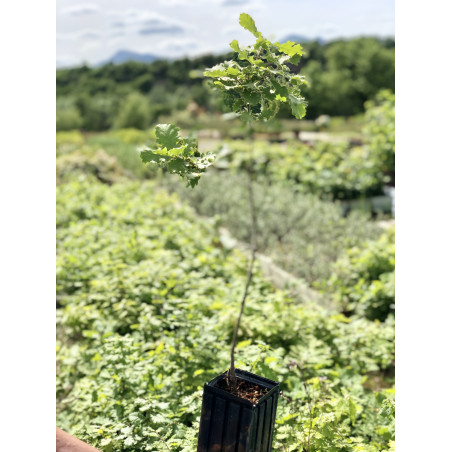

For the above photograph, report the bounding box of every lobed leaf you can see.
[204,13,308,122]
[155,124,180,150]
[140,124,215,188]
[239,13,261,38]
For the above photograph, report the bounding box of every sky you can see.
[56,0,394,68]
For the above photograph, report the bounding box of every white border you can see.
[0,0,56,449]
[396,0,452,449]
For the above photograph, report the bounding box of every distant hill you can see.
[97,50,165,66]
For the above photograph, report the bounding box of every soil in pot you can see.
[215,376,269,404]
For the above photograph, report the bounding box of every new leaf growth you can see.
[140,124,215,188]
[204,13,308,122]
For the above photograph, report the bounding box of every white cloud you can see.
[56,56,80,68]
[107,10,188,35]
[222,25,241,35]
[139,25,185,35]
[56,0,394,68]
[81,41,101,52]
[221,0,250,6]
[57,30,102,41]
[157,38,200,52]
[317,23,339,34]
[79,31,102,40]
[61,3,100,16]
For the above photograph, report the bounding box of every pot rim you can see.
[204,368,280,408]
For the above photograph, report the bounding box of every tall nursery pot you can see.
[197,369,280,452]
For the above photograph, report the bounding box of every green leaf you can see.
[278,41,303,58]
[289,94,307,119]
[242,90,261,105]
[230,39,240,52]
[155,124,180,150]
[239,13,261,38]
[167,159,187,173]
[140,123,215,187]
[349,398,357,425]
[140,151,171,164]
[203,14,308,122]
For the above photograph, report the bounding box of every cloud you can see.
[317,23,339,34]
[109,30,125,38]
[222,25,241,35]
[160,38,200,52]
[222,0,250,6]
[56,57,79,68]
[61,3,100,16]
[79,31,102,40]
[57,30,102,41]
[107,10,187,35]
[139,25,185,35]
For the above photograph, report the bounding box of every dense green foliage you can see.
[205,13,307,122]
[324,228,395,321]
[57,177,394,451]
[363,91,395,175]
[56,85,394,202]
[301,38,395,118]
[114,92,152,130]
[56,97,83,131]
[140,124,215,187]
[56,149,125,185]
[56,129,157,180]
[213,138,388,200]
[164,172,381,285]
[56,38,394,130]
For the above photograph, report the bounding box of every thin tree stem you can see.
[228,120,257,393]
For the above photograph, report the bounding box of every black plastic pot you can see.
[197,369,280,452]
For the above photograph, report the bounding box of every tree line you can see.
[56,37,394,131]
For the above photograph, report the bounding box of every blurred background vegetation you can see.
[57,37,394,131]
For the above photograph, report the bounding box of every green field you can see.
[57,107,395,450]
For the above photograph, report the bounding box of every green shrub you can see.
[301,38,394,118]
[56,97,83,131]
[56,130,85,155]
[325,228,395,320]
[164,172,381,284]
[364,90,395,175]
[56,178,394,451]
[56,149,125,185]
[77,95,118,131]
[84,132,157,179]
[109,128,154,145]
[114,92,152,130]
[214,139,389,200]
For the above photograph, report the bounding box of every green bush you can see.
[84,132,157,179]
[109,128,154,145]
[364,90,395,175]
[165,172,381,284]
[114,92,152,130]
[324,228,395,321]
[56,130,85,155]
[214,139,389,200]
[56,149,125,185]
[56,97,83,131]
[76,95,118,131]
[301,38,395,118]
[56,178,394,451]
